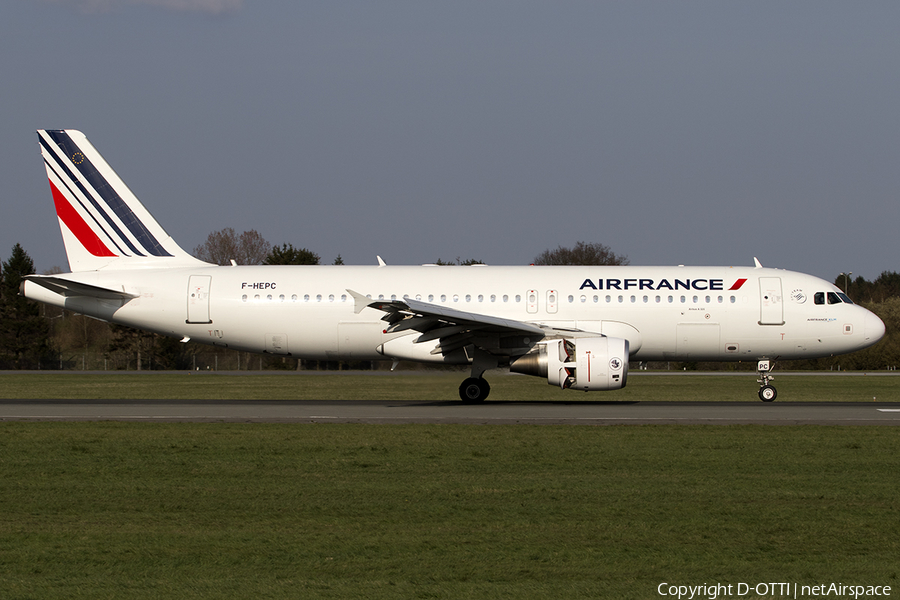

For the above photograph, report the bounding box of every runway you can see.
[1,399,899,425]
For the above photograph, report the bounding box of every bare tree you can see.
[193,228,272,265]
[533,241,629,266]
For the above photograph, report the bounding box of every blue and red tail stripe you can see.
[39,130,172,258]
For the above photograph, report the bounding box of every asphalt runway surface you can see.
[1,399,899,425]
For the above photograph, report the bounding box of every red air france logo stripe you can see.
[729,278,748,291]
[49,180,116,257]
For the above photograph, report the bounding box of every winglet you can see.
[346,289,373,314]
[377,256,386,267]
[753,257,763,268]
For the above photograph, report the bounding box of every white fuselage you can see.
[24,264,884,364]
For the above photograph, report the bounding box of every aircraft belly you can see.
[675,323,721,361]
[338,322,385,359]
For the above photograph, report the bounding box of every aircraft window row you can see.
[240,292,739,305]
[241,293,523,303]
[241,294,349,303]
[814,292,853,305]
[596,294,736,304]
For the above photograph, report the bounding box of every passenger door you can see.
[759,277,784,325]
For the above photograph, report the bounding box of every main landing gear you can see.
[458,348,497,403]
[459,377,491,403]
[757,359,777,402]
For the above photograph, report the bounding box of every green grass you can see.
[0,424,898,599]
[0,371,898,401]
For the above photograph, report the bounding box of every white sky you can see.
[3,0,899,280]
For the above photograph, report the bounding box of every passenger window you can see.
[814,292,825,305]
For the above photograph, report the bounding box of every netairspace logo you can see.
[657,582,893,599]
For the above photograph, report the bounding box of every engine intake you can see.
[510,337,629,391]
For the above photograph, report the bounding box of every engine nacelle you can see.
[510,337,629,391]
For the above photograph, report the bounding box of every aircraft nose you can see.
[865,310,886,344]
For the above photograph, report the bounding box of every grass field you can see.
[0,370,898,402]
[1,373,898,598]
[0,423,898,599]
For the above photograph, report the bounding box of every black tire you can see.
[459,377,490,403]
[758,385,777,402]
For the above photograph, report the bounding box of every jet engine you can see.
[510,337,629,391]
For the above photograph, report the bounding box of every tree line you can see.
[1,234,896,371]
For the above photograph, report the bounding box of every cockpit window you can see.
[815,291,853,305]
[837,292,853,304]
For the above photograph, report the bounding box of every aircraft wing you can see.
[347,289,546,357]
[24,275,139,300]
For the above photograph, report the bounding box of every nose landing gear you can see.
[757,360,777,402]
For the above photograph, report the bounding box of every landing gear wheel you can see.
[758,385,777,402]
[459,377,490,403]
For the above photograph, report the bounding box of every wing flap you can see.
[347,289,545,337]
[346,288,547,363]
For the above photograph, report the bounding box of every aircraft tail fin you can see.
[37,129,208,272]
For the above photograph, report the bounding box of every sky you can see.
[3,0,899,281]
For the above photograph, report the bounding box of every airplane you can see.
[22,129,886,402]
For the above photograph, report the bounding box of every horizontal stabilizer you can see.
[24,275,138,299]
